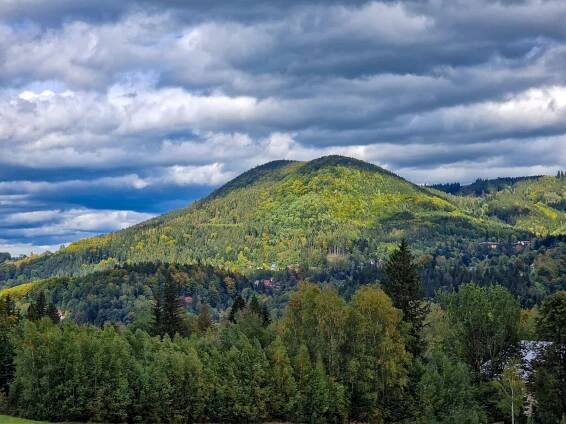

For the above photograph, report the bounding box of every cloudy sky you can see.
[1,0,566,255]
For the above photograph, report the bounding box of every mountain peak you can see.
[205,155,408,202]
[298,155,395,176]
[208,156,397,200]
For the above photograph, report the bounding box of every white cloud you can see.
[322,2,435,44]
[156,163,235,186]
[3,208,154,238]
[0,240,63,256]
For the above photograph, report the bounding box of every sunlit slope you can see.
[1,156,520,281]
[436,175,566,236]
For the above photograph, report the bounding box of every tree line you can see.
[0,242,565,422]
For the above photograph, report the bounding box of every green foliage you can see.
[229,294,246,322]
[0,295,19,395]
[25,292,58,324]
[266,337,298,420]
[1,282,564,424]
[281,282,408,422]
[197,304,212,333]
[439,283,521,379]
[537,290,566,343]
[383,239,428,357]
[421,235,566,306]
[417,351,486,423]
[153,274,186,338]
[10,320,131,422]
[1,283,405,423]
[15,263,249,327]
[492,360,526,423]
[532,291,566,422]
[437,174,566,236]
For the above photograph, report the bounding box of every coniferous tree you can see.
[261,303,271,326]
[27,291,48,321]
[229,295,246,322]
[249,295,262,316]
[152,276,185,337]
[35,291,47,317]
[383,239,428,357]
[161,278,184,337]
[0,295,16,317]
[26,303,38,321]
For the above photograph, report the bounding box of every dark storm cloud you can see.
[1,0,565,254]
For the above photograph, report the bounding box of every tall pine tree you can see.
[383,239,428,357]
[162,278,184,337]
[152,276,185,337]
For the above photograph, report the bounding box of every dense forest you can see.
[1,242,565,423]
[1,234,562,327]
[432,172,566,235]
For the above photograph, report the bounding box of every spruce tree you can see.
[249,295,262,316]
[261,303,271,326]
[26,303,38,321]
[383,239,428,357]
[161,278,184,337]
[35,291,47,317]
[229,295,246,322]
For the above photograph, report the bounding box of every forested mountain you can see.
[432,172,566,235]
[1,156,535,284]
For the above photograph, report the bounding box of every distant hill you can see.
[431,174,566,236]
[429,175,543,196]
[0,156,545,284]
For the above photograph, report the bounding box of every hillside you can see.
[0,156,530,283]
[433,174,566,235]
